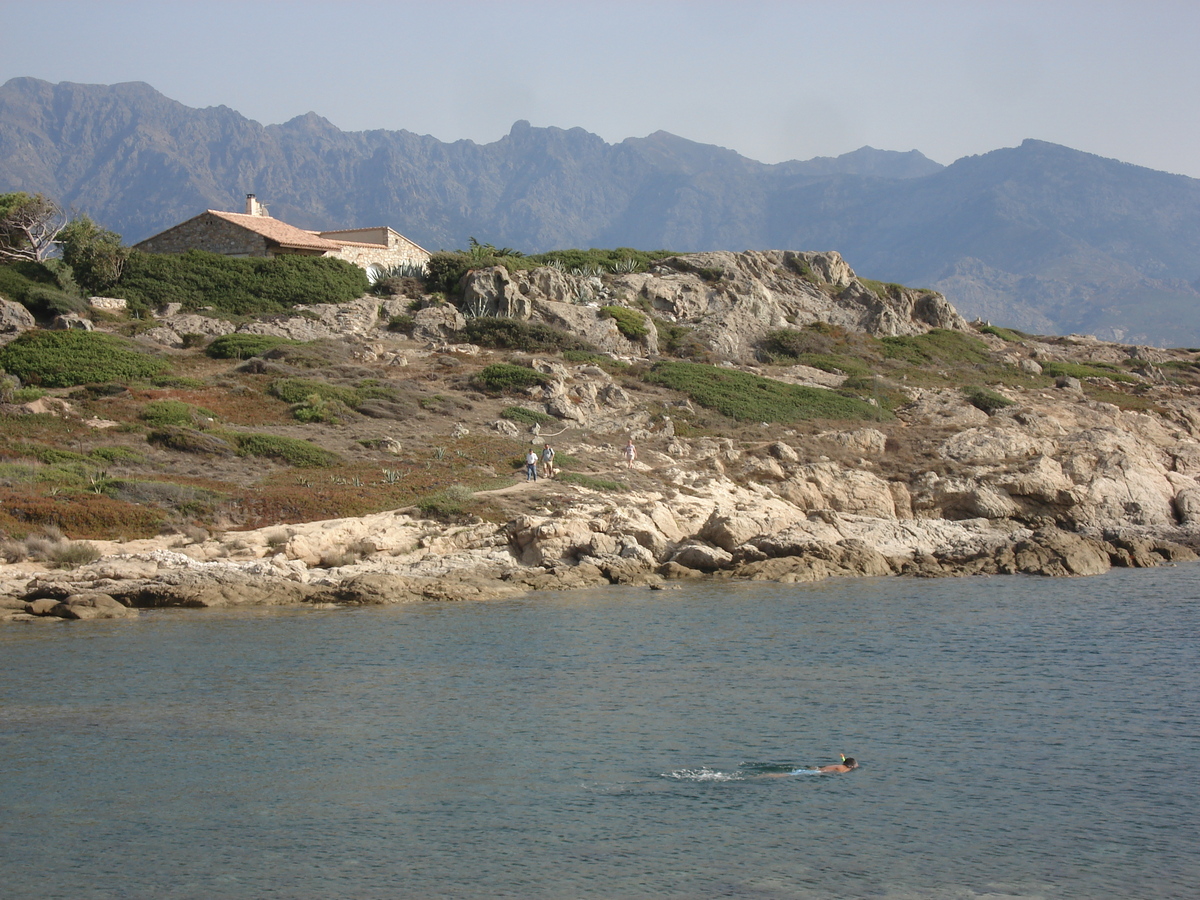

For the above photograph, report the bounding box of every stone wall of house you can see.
[331,236,429,270]
[135,214,271,257]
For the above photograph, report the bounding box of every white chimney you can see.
[245,193,268,216]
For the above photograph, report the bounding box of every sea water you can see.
[2,565,1198,899]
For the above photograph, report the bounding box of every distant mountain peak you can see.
[4,78,1200,345]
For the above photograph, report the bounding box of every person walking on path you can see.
[541,443,556,478]
[525,449,539,482]
[623,439,637,469]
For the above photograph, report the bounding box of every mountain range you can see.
[3,76,1200,346]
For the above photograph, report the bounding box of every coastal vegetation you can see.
[0,330,169,387]
[115,250,369,316]
[2,240,1196,554]
[645,360,884,423]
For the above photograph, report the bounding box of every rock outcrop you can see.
[456,250,967,363]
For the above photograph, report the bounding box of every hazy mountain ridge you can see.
[3,77,1200,345]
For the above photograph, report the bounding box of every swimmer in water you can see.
[813,756,858,773]
[760,754,858,777]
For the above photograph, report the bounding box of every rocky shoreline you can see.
[4,470,1197,623]
[7,249,1200,621]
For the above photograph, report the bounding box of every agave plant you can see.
[610,258,640,274]
[462,297,491,319]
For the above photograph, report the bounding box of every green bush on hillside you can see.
[0,330,168,387]
[600,305,650,340]
[424,246,679,297]
[962,385,1016,414]
[268,378,360,407]
[645,360,882,423]
[116,250,369,315]
[0,261,85,320]
[980,325,1026,342]
[501,406,557,427]
[457,317,597,353]
[880,329,992,367]
[230,433,343,467]
[139,399,219,428]
[205,333,304,359]
[1040,361,1137,383]
[473,363,551,394]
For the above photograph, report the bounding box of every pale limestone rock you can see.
[901,390,990,428]
[940,426,1056,463]
[819,428,887,456]
[669,541,733,571]
[768,441,800,463]
[777,479,826,510]
[744,457,788,481]
[790,462,896,518]
[963,486,1018,519]
[0,297,36,335]
[1001,456,1073,503]
[888,482,914,519]
[1171,485,1200,526]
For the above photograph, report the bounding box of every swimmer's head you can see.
[843,757,858,769]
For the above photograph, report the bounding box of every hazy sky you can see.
[2,0,1198,176]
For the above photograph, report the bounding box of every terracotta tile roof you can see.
[207,210,341,251]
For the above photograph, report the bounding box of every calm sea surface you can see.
[2,566,1198,899]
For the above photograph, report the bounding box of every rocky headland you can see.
[4,249,1200,622]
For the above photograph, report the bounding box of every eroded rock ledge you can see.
[4,475,1196,622]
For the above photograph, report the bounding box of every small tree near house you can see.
[0,193,67,263]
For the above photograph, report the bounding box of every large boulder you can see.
[0,297,36,338]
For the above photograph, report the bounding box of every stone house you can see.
[134,195,430,277]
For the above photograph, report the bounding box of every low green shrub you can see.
[527,248,677,272]
[205,333,304,359]
[11,386,45,403]
[139,399,219,428]
[45,541,102,569]
[963,385,1016,414]
[474,363,551,394]
[425,247,679,296]
[0,372,18,402]
[880,329,992,367]
[147,427,237,457]
[980,325,1026,342]
[268,378,359,407]
[501,406,556,426]
[556,472,627,491]
[387,314,416,334]
[424,252,473,295]
[0,261,84,320]
[458,317,597,353]
[231,433,343,467]
[150,375,207,389]
[561,350,629,370]
[416,483,475,519]
[0,330,169,387]
[1040,361,1137,383]
[600,305,650,340]
[268,377,397,422]
[653,318,710,360]
[116,250,369,315]
[291,395,356,424]
[645,360,883,423]
[856,278,908,300]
